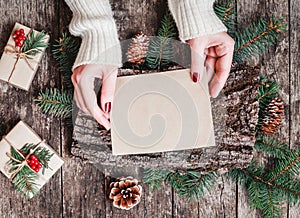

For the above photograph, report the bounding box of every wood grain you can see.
[0,0,298,217]
[0,0,62,217]
[237,0,290,217]
[288,0,300,217]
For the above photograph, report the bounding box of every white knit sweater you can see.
[64,0,227,70]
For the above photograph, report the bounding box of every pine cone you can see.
[126,32,149,66]
[109,177,142,210]
[260,97,284,134]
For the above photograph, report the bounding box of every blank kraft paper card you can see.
[111,69,215,155]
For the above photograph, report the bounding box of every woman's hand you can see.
[71,64,118,130]
[188,31,235,98]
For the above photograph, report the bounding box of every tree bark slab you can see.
[71,67,260,174]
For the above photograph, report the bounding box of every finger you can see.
[74,89,89,114]
[209,49,233,98]
[205,55,216,83]
[79,73,111,130]
[100,67,118,114]
[190,44,206,83]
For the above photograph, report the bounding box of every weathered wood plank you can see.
[288,0,300,217]
[237,0,290,217]
[198,176,236,218]
[0,0,62,217]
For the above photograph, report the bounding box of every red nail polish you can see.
[105,102,111,113]
[192,72,199,83]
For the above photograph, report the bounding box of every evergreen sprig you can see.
[227,137,300,218]
[233,17,286,64]
[257,76,280,131]
[22,30,48,58]
[7,143,54,198]
[146,13,176,70]
[35,88,73,119]
[143,169,217,201]
[52,33,80,89]
[214,0,236,31]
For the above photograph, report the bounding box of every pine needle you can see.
[233,17,286,64]
[35,88,73,119]
[52,33,80,89]
[146,13,176,70]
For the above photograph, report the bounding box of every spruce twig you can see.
[214,0,236,31]
[52,33,80,89]
[233,17,286,64]
[22,30,48,58]
[146,13,176,70]
[35,88,73,119]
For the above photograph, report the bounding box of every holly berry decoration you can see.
[26,154,43,173]
[12,28,27,48]
[109,176,142,210]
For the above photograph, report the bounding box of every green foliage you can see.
[144,169,217,201]
[52,33,80,89]
[214,0,236,31]
[143,168,169,190]
[146,13,176,70]
[227,137,300,218]
[21,143,54,174]
[22,30,48,57]
[257,76,280,131]
[7,143,54,198]
[233,17,286,64]
[35,88,73,119]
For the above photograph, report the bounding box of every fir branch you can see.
[143,168,169,190]
[214,0,236,31]
[22,30,48,58]
[53,33,80,89]
[233,17,286,64]
[255,136,290,159]
[269,156,300,182]
[146,13,176,70]
[35,88,73,119]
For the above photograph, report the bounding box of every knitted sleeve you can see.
[64,0,122,70]
[168,0,227,42]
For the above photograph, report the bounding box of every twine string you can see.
[2,136,45,181]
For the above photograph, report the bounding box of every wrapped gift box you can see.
[0,22,49,91]
[0,121,64,198]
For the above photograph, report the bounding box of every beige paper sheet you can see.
[0,121,64,198]
[111,69,215,155]
[0,23,49,91]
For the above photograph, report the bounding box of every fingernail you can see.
[192,72,199,83]
[104,102,111,113]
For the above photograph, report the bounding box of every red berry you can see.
[19,40,24,45]
[26,159,31,164]
[14,38,19,43]
[20,29,24,33]
[12,34,17,38]
[31,165,37,170]
[34,168,40,172]
[30,155,38,161]
[16,42,22,47]
[15,30,20,35]
[21,36,26,41]
[37,163,42,170]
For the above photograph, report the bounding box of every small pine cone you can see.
[109,176,142,210]
[126,32,149,65]
[260,97,284,134]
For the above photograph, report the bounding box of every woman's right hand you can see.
[71,64,118,130]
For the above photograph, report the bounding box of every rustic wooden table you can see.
[0,0,298,217]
